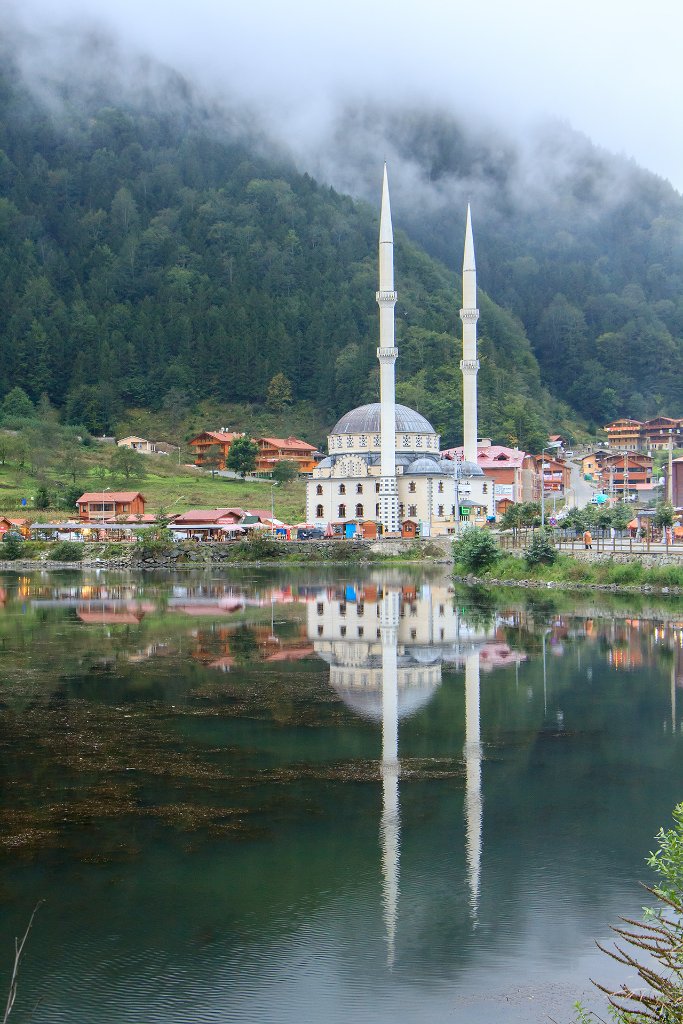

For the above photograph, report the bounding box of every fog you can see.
[10,0,683,194]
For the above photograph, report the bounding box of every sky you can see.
[10,0,683,193]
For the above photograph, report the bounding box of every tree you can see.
[654,500,675,530]
[271,460,298,485]
[524,530,557,566]
[575,803,683,1022]
[110,446,146,481]
[266,373,293,412]
[226,436,258,478]
[34,485,50,510]
[1,388,34,421]
[452,526,499,573]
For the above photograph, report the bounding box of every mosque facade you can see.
[305,167,492,536]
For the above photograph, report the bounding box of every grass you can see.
[0,448,307,524]
[454,549,683,588]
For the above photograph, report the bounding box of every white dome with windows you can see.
[328,403,440,457]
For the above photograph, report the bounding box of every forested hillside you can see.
[0,54,564,452]
[312,106,683,424]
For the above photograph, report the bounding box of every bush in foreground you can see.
[452,527,499,573]
[524,530,558,567]
[50,541,84,561]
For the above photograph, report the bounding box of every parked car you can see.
[297,527,325,540]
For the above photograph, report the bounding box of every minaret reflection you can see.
[308,576,526,963]
[379,589,400,967]
[464,649,482,924]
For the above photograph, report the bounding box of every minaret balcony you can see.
[377,346,398,361]
[460,359,480,373]
[459,308,480,323]
[376,290,398,304]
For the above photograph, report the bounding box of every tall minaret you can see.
[377,165,400,534]
[459,205,480,465]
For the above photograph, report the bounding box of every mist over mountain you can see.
[1,17,682,449]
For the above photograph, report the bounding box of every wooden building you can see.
[255,437,318,474]
[188,431,244,470]
[76,491,146,522]
[598,453,653,495]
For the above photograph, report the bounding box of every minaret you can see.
[459,205,480,465]
[377,165,400,534]
[379,588,400,967]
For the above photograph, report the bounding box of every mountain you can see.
[302,105,683,425]
[0,53,555,452]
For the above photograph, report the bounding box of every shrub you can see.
[452,527,499,573]
[50,541,84,561]
[0,533,24,560]
[524,530,558,567]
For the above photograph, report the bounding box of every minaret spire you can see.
[377,164,399,534]
[459,204,480,465]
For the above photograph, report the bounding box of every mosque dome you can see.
[458,459,484,477]
[405,457,448,476]
[331,403,435,436]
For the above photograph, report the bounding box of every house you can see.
[188,431,244,470]
[580,450,612,480]
[533,454,571,493]
[117,436,157,454]
[640,417,683,452]
[255,437,318,475]
[76,491,146,522]
[666,458,683,507]
[441,441,539,506]
[598,453,653,496]
[0,516,29,537]
[604,419,644,451]
[168,508,247,540]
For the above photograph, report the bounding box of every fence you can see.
[497,529,683,557]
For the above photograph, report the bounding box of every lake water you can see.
[0,567,681,1024]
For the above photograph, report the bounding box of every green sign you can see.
[459,506,470,517]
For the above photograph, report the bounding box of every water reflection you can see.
[1,571,683,1022]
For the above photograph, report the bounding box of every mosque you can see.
[305,166,493,536]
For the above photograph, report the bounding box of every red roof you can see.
[77,491,145,503]
[258,436,317,452]
[442,444,529,470]
[172,508,246,525]
[190,431,242,444]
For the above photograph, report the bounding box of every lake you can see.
[0,567,681,1023]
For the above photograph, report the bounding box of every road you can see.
[565,459,596,510]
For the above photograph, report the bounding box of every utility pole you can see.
[668,437,674,503]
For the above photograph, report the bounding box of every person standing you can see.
[583,529,593,550]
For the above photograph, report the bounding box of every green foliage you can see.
[49,541,84,561]
[574,803,683,1022]
[499,501,541,530]
[110,446,147,481]
[452,526,499,572]
[34,485,50,509]
[1,387,35,421]
[524,530,558,566]
[226,436,258,477]
[271,460,298,485]
[233,532,282,559]
[654,501,675,529]
[266,373,293,412]
[0,532,24,559]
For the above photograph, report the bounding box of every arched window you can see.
[408,504,417,516]
[316,484,323,495]
[355,503,364,517]
[316,504,324,518]
[356,483,363,494]
[339,484,346,495]
[338,504,346,518]
[437,482,444,493]
[408,481,416,493]
[437,505,444,516]
[375,503,380,517]
[375,482,380,493]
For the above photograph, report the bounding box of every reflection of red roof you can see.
[172,599,245,616]
[77,609,145,624]
[265,645,314,661]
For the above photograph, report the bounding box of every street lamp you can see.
[540,442,562,529]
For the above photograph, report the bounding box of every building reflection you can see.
[306,578,526,961]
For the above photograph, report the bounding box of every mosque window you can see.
[410,629,417,640]
[355,504,364,517]
[440,628,445,641]
[339,484,346,494]
[346,436,353,448]
[408,482,416,493]
[340,626,347,637]
[317,603,324,615]
[339,603,346,615]
[359,435,367,447]
[317,625,323,636]
[356,483,363,494]
[336,437,343,448]
[482,483,488,493]
[375,482,380,493]
[402,435,411,447]
[408,504,417,516]
[376,628,381,639]
[357,604,364,616]
[316,484,323,495]
[399,504,405,516]
[415,436,422,447]
[373,435,380,446]
[358,627,364,638]
[438,505,444,516]
[375,503,380,517]
[338,504,346,517]
[316,504,324,518]
[437,482,444,493]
